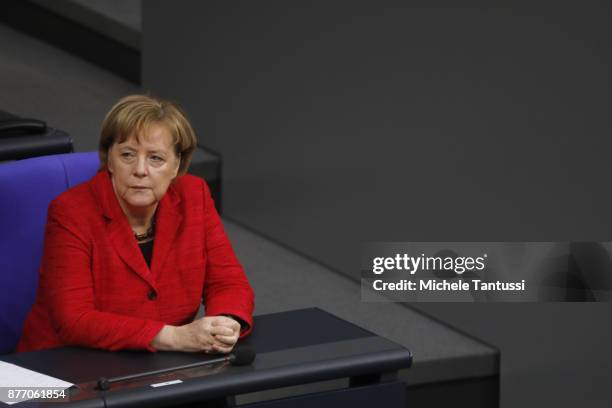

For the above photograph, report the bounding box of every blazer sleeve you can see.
[200,181,255,337]
[41,200,165,351]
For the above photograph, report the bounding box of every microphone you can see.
[96,346,256,391]
[228,346,256,366]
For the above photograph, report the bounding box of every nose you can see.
[134,155,148,177]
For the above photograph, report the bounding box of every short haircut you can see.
[99,94,197,176]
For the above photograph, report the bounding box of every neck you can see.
[122,203,158,234]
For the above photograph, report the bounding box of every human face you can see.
[107,123,180,214]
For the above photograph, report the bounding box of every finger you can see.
[202,338,223,353]
[213,335,238,346]
[201,341,214,353]
[217,320,240,334]
[213,334,238,346]
[211,343,233,354]
[229,321,241,332]
[210,315,232,324]
[210,326,234,336]
[204,332,231,346]
[211,316,235,327]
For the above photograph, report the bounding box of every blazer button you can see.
[147,290,157,300]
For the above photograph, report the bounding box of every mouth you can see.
[130,186,151,190]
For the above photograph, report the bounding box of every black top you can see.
[137,238,250,330]
[138,240,154,268]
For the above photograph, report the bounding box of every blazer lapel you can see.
[107,217,154,285]
[93,171,156,288]
[151,183,182,278]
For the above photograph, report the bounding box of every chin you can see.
[126,195,156,208]
[129,201,156,208]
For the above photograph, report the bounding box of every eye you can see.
[150,155,165,163]
[120,151,135,159]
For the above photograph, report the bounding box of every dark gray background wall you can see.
[143,1,612,406]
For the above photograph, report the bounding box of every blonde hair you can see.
[99,94,197,176]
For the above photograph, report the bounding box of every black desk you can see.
[1,308,412,407]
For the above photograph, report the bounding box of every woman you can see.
[17,95,254,353]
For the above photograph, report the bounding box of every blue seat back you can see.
[0,152,99,354]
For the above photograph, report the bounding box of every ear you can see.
[172,153,181,178]
[106,146,114,174]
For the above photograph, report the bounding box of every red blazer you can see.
[17,170,254,352]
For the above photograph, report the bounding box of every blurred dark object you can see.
[539,242,612,301]
[0,110,73,161]
[566,242,612,301]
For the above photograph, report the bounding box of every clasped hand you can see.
[152,316,241,353]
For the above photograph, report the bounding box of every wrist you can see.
[151,325,178,351]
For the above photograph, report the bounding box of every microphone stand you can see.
[97,354,231,391]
